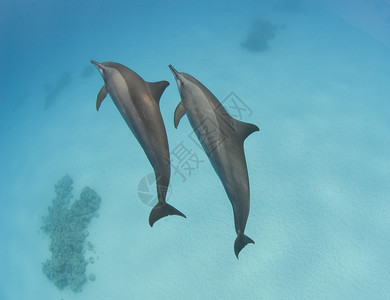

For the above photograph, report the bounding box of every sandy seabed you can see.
[1,1,390,299]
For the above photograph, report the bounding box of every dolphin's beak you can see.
[91,60,103,71]
[169,65,180,79]
[91,60,106,77]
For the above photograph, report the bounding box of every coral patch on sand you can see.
[41,175,101,292]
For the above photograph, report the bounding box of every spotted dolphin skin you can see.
[169,65,258,258]
[91,60,186,226]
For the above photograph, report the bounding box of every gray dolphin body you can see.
[91,60,185,226]
[169,65,259,258]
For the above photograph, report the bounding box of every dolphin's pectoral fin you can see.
[149,202,186,227]
[146,81,170,106]
[96,85,107,111]
[235,120,259,144]
[234,233,255,259]
[174,101,186,129]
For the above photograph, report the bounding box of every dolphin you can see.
[169,65,259,258]
[91,60,186,226]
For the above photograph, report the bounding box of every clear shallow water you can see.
[1,0,390,299]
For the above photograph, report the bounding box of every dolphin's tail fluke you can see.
[149,203,186,227]
[234,233,255,259]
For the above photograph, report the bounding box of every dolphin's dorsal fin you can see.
[234,119,259,144]
[146,81,170,106]
[174,101,186,128]
[96,85,107,111]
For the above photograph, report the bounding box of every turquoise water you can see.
[1,0,390,299]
